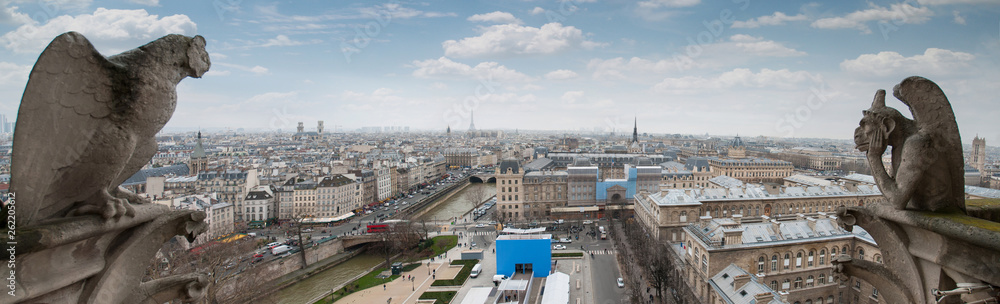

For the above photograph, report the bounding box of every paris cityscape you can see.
[1,1,1000,304]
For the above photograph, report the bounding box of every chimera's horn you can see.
[871,89,886,108]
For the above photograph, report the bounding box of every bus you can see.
[367,224,389,233]
[366,220,410,233]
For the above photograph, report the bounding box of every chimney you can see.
[700,215,713,223]
[796,213,805,221]
[816,212,827,219]
[771,220,781,237]
[732,214,743,225]
[760,215,770,222]
[778,291,789,303]
[807,217,817,231]
[754,293,774,303]
[733,274,752,291]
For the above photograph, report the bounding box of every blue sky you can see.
[0,0,998,142]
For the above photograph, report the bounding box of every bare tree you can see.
[371,221,422,269]
[280,209,312,269]
[463,184,491,220]
[145,236,277,304]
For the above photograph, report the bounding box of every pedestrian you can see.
[383,284,386,290]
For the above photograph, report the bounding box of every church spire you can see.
[632,116,638,144]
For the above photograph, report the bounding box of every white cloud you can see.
[916,0,996,5]
[127,0,159,6]
[654,68,820,93]
[952,10,966,25]
[811,3,932,34]
[478,93,537,104]
[561,91,584,104]
[467,11,521,24]
[726,35,806,57]
[210,52,228,59]
[732,12,807,28]
[245,91,297,105]
[430,82,448,90]
[0,61,30,85]
[215,63,270,75]
[411,57,532,83]
[587,57,685,80]
[0,1,32,25]
[442,23,604,58]
[359,3,456,19]
[638,0,700,9]
[545,69,578,80]
[261,35,305,47]
[840,48,975,77]
[0,8,196,53]
[530,7,545,15]
[203,70,231,77]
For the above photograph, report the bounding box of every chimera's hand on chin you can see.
[868,128,887,159]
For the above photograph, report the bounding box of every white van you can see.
[271,245,292,256]
[470,264,483,278]
[492,274,508,283]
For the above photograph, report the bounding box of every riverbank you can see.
[410,180,471,220]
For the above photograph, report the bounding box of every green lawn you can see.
[419,291,457,304]
[430,259,478,286]
[314,262,417,304]
[552,252,583,257]
[406,235,458,263]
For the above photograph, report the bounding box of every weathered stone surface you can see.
[839,76,1000,304]
[853,76,965,213]
[7,32,210,303]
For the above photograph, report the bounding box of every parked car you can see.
[617,277,624,288]
[553,245,566,250]
[266,242,281,249]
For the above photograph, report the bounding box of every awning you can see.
[549,206,600,213]
[501,227,546,234]
[301,212,355,223]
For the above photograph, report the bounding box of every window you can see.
[771,255,778,271]
[784,253,790,269]
[872,288,879,299]
[758,257,765,273]
[770,281,778,291]
[782,279,790,290]
[796,252,803,268]
[854,279,861,290]
[819,274,825,285]
[820,249,826,265]
[858,248,865,260]
[807,275,814,287]
[680,211,688,222]
[794,277,802,289]
[701,255,708,273]
[808,250,815,266]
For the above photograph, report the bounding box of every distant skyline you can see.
[0,0,998,142]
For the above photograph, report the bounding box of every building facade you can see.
[496,159,525,222]
[522,171,568,220]
[680,215,883,304]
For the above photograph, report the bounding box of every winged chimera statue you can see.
[833,77,1000,304]
[8,32,211,303]
[853,76,965,213]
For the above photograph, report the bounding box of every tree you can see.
[462,184,491,221]
[371,221,422,269]
[144,236,277,304]
[281,209,312,269]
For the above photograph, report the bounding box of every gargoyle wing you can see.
[892,76,965,210]
[11,31,116,226]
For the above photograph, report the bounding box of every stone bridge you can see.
[469,173,496,183]
[340,234,381,247]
